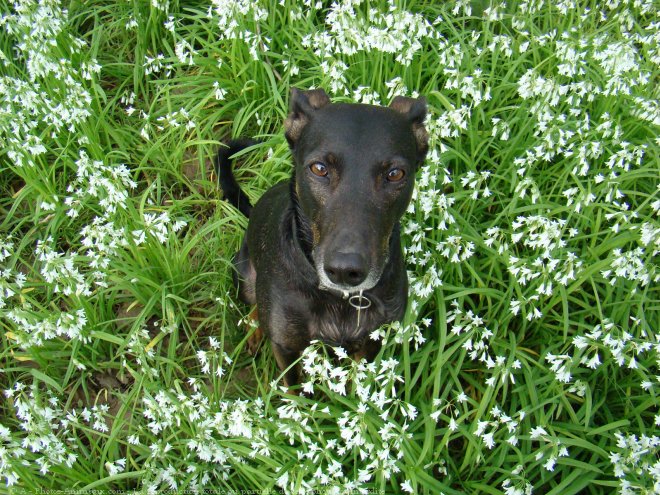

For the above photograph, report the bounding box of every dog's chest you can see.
[309,300,386,352]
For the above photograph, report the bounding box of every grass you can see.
[1,0,659,493]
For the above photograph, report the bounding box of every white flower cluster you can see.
[1,383,78,485]
[0,2,188,355]
[80,218,130,287]
[122,326,157,378]
[446,302,495,365]
[0,0,98,168]
[507,215,582,320]
[430,390,469,433]
[528,426,570,472]
[135,384,268,491]
[548,318,659,395]
[209,0,268,60]
[0,237,25,310]
[438,234,475,264]
[1,0,190,349]
[144,53,173,77]
[140,107,197,141]
[6,211,185,351]
[474,405,524,452]
[501,464,533,495]
[275,345,418,492]
[369,319,428,350]
[430,104,471,139]
[93,329,429,493]
[446,69,492,108]
[446,302,523,387]
[609,431,660,494]
[1,236,89,349]
[210,0,267,39]
[6,306,88,349]
[137,386,258,490]
[75,404,110,434]
[405,149,454,237]
[64,151,136,220]
[133,211,187,245]
[307,0,436,66]
[460,170,492,200]
[196,337,232,378]
[602,247,657,288]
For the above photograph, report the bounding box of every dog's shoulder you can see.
[246,180,309,274]
[253,181,290,211]
[247,181,291,234]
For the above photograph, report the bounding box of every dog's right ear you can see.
[390,96,429,163]
[284,88,330,147]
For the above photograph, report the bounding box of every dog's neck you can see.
[289,178,315,264]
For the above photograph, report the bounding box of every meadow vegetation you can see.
[0,0,659,493]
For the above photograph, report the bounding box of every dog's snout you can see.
[324,252,368,287]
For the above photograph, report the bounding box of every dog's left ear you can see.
[390,96,429,163]
[285,88,331,147]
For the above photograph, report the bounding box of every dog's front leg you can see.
[352,338,382,362]
[233,237,256,305]
[271,341,301,388]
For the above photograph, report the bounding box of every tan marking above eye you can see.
[310,162,329,177]
[386,168,405,182]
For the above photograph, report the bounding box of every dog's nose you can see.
[324,252,368,287]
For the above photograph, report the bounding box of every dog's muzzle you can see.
[323,251,368,287]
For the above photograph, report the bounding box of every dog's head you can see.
[284,88,428,295]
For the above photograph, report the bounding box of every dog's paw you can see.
[247,326,264,356]
[245,307,265,356]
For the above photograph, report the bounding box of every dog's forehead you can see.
[300,103,417,159]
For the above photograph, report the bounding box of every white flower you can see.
[530,426,547,439]
[213,81,227,100]
[401,480,414,493]
[482,432,496,449]
[543,456,557,471]
[105,458,126,476]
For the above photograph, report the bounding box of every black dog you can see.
[218,88,428,387]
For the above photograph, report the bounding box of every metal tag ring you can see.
[349,294,372,310]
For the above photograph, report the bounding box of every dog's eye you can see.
[310,162,329,177]
[386,168,405,182]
